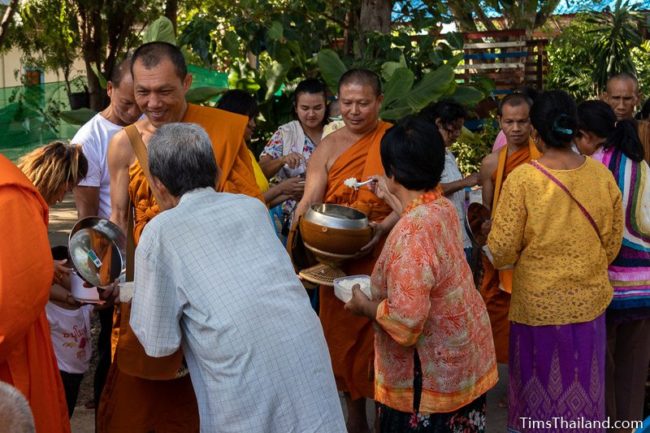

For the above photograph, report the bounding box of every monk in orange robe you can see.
[0,155,70,433]
[478,94,540,364]
[99,42,262,433]
[294,69,398,433]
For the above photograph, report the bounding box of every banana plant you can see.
[317,49,486,121]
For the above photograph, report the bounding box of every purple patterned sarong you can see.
[508,314,606,433]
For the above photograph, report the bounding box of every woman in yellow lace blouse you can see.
[487,90,623,432]
[345,116,497,433]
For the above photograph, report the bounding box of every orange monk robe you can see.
[0,155,70,433]
[130,104,264,242]
[320,121,393,400]
[481,141,541,364]
[98,105,262,433]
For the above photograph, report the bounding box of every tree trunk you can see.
[165,0,178,33]
[0,0,19,47]
[356,0,391,58]
[77,2,105,111]
[359,0,391,34]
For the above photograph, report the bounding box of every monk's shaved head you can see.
[605,72,640,120]
[132,42,187,80]
[606,72,639,93]
[110,55,133,88]
[338,69,382,96]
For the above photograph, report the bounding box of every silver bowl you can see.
[303,204,369,230]
[68,217,126,288]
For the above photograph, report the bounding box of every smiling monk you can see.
[293,69,397,433]
[98,42,262,433]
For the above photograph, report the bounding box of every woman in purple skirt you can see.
[486,90,625,433]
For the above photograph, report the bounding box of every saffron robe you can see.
[481,141,541,363]
[319,121,393,400]
[0,155,70,433]
[98,105,262,433]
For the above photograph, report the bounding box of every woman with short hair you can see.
[487,91,624,432]
[345,115,497,433]
[420,100,479,260]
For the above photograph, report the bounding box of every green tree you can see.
[587,0,647,92]
[545,14,598,100]
[439,0,562,32]
[6,0,166,110]
[0,0,19,47]
[546,6,650,99]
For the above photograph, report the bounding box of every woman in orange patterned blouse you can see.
[345,116,498,432]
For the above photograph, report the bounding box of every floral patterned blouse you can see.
[371,190,498,414]
[260,122,317,216]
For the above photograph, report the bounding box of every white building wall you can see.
[0,47,86,88]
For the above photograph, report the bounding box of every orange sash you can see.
[491,139,541,294]
[324,121,393,222]
[319,121,393,400]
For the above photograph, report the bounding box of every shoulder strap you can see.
[125,125,151,180]
[491,146,508,215]
[529,160,601,238]
[123,124,154,282]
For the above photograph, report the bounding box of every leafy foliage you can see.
[451,120,499,175]
[436,0,562,32]
[317,50,487,121]
[586,0,647,92]
[546,9,650,100]
[174,1,485,142]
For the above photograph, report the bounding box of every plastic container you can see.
[333,275,372,303]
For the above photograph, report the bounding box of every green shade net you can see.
[187,65,229,103]
[0,66,229,162]
[0,82,79,162]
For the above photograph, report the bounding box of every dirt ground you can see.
[49,193,509,433]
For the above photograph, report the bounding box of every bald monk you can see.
[0,155,70,433]
[99,42,262,433]
[603,73,650,164]
[478,93,540,364]
[294,69,398,433]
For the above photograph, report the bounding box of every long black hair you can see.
[577,100,645,162]
[530,90,577,149]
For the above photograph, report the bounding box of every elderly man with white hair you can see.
[0,382,35,433]
[129,122,345,433]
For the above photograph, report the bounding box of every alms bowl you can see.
[300,204,372,256]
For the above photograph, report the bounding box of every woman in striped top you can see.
[576,100,650,429]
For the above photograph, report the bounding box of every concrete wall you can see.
[0,47,87,88]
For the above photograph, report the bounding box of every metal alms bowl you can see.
[300,204,373,257]
[68,217,126,288]
[303,203,369,230]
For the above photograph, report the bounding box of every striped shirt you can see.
[594,146,650,310]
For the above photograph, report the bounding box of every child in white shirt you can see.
[47,246,93,418]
